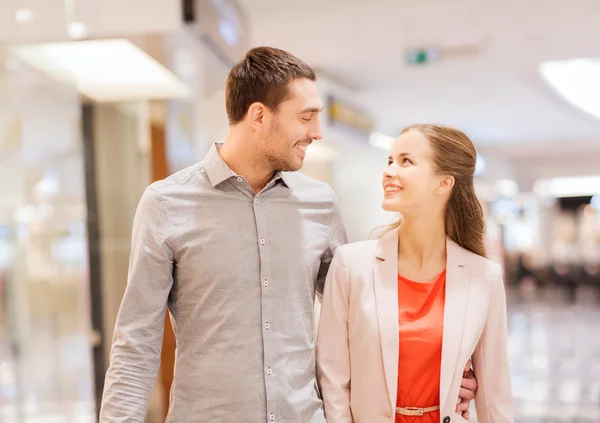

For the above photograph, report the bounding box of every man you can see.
[99,46,476,422]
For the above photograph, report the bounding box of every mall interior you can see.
[1,1,600,422]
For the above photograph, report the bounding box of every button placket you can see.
[255,200,276,422]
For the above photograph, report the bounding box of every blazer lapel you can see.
[440,239,470,413]
[373,229,400,414]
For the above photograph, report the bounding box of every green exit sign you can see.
[405,48,439,65]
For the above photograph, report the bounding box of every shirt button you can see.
[267,367,272,375]
[263,279,269,287]
[270,414,275,421]
[265,322,270,330]
[237,177,243,182]
[254,198,258,204]
[260,238,265,245]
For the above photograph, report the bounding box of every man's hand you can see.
[456,359,477,420]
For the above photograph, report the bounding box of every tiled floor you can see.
[506,284,600,423]
[0,332,96,423]
[1,285,599,422]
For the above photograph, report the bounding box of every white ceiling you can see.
[238,0,600,146]
[2,0,599,149]
[0,0,181,42]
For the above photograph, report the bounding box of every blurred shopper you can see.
[99,48,477,423]
[317,125,514,423]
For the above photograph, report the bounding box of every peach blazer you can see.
[316,229,514,423]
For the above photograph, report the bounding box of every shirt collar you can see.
[274,171,291,188]
[203,143,235,187]
[203,143,290,189]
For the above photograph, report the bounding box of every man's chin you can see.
[288,159,304,172]
[277,159,304,173]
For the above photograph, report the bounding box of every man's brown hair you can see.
[225,46,316,124]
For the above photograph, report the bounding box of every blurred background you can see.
[0,0,599,422]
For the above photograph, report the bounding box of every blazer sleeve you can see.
[316,247,353,423]
[472,264,515,423]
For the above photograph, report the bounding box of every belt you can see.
[396,406,440,416]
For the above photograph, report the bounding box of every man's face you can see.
[259,78,323,172]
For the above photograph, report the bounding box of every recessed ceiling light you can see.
[474,153,486,176]
[15,8,34,23]
[68,21,89,39]
[539,58,600,120]
[495,179,519,198]
[12,39,190,102]
[369,132,396,151]
[533,175,600,198]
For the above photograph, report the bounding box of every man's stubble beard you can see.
[261,124,300,173]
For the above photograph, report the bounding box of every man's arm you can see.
[99,187,175,423]
[457,360,478,419]
[316,190,347,296]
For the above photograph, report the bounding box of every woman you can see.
[316,124,514,423]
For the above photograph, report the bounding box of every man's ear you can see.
[247,102,269,131]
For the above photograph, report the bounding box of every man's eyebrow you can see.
[299,106,324,114]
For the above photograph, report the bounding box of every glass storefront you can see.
[0,23,246,422]
[0,58,95,422]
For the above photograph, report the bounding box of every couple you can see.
[99,47,513,423]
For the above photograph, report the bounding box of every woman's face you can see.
[381,129,450,216]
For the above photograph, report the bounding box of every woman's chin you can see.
[382,199,404,213]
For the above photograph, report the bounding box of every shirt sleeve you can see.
[316,189,348,296]
[316,247,353,422]
[99,186,175,423]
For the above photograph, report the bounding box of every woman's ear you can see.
[436,175,455,195]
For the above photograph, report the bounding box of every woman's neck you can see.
[397,213,447,276]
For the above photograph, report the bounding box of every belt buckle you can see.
[405,407,424,416]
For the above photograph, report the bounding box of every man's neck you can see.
[219,129,274,194]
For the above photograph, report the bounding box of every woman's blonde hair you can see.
[375,124,486,258]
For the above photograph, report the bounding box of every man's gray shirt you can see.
[99,143,347,422]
